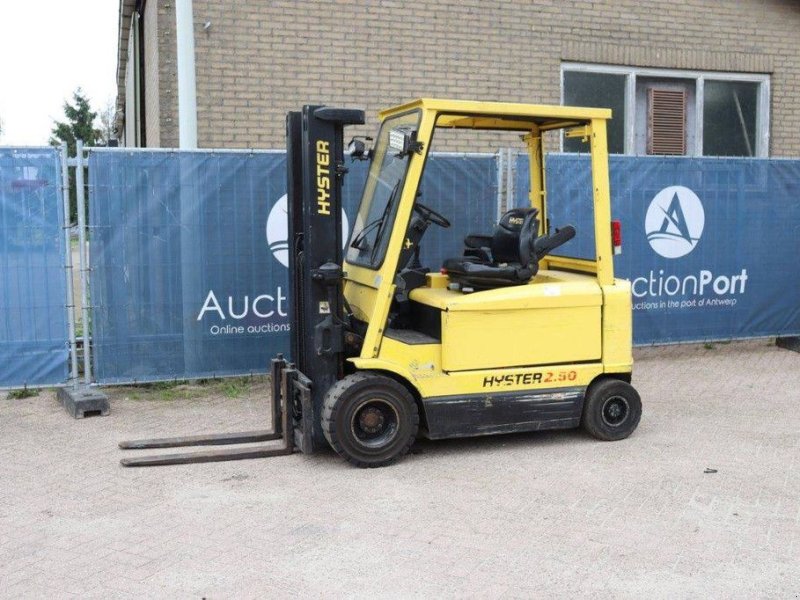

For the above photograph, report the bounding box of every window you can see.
[703,80,759,157]
[563,71,626,154]
[346,111,421,269]
[561,64,769,157]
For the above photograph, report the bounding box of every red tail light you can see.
[611,220,622,255]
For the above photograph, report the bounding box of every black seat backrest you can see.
[491,208,538,263]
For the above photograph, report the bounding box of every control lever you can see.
[534,225,576,259]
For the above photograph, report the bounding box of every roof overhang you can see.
[378,98,612,131]
[116,0,137,122]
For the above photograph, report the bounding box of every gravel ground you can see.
[1,340,798,599]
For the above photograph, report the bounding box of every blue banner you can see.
[89,150,497,383]
[0,148,69,387]
[514,153,800,344]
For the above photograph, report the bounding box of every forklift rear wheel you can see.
[322,373,419,468]
[581,378,641,441]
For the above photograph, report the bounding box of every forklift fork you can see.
[118,356,303,467]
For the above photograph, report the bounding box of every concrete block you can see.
[776,336,800,353]
[57,386,110,419]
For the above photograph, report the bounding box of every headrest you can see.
[497,208,537,232]
[491,207,539,264]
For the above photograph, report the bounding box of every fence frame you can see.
[0,145,74,391]
[2,143,798,390]
[59,143,79,385]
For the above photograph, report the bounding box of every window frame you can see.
[561,62,770,157]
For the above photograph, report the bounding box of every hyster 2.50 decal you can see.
[482,370,578,388]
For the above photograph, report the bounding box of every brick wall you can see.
[146,0,800,156]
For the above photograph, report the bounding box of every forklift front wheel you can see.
[322,373,419,468]
[581,378,642,441]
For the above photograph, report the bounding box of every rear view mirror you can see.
[347,136,373,161]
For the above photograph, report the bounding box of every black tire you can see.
[322,372,419,468]
[581,378,642,441]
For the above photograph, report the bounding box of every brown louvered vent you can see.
[647,88,687,155]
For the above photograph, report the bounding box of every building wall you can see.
[149,0,800,155]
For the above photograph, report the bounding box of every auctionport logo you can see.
[645,186,704,259]
[265,194,349,267]
[633,184,748,311]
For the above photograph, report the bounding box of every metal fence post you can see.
[59,143,79,385]
[496,149,504,220]
[506,148,515,210]
[75,140,92,384]
[55,143,109,418]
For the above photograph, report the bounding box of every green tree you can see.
[50,88,102,153]
[50,89,102,223]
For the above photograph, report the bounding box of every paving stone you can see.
[0,341,798,597]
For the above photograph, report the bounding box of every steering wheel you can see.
[413,202,451,228]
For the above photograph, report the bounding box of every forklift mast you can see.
[285,106,365,452]
[118,105,365,467]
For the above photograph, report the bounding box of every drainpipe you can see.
[176,0,201,377]
[175,0,198,148]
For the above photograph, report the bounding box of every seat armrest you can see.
[534,225,576,259]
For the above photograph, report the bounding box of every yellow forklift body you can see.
[343,98,630,418]
[415,271,603,372]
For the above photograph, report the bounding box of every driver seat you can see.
[443,208,577,290]
[443,208,540,289]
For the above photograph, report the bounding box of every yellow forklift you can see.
[120,99,641,468]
